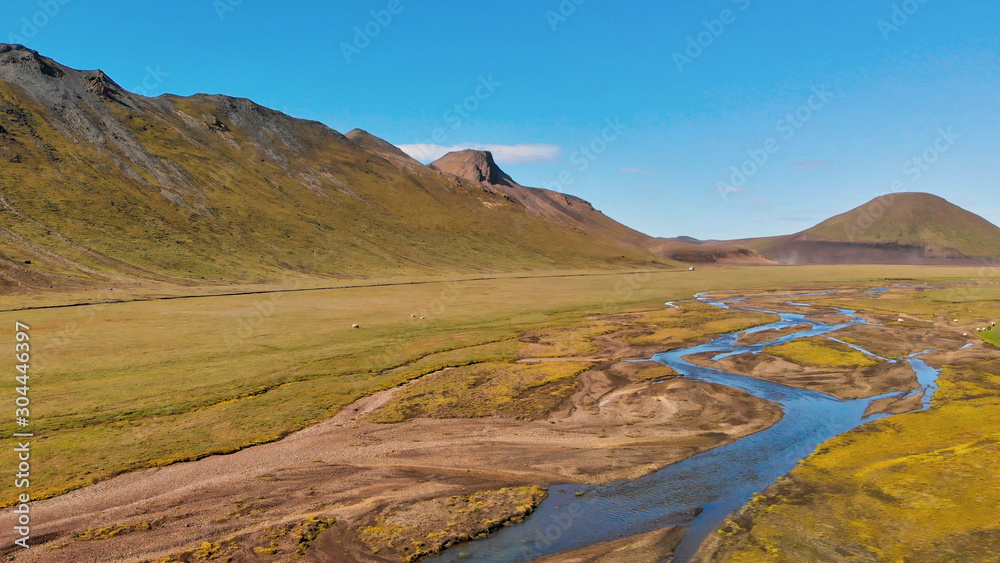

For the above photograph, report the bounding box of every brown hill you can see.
[723,193,1000,265]
[649,193,1000,266]
[430,149,518,188]
[744,193,1000,264]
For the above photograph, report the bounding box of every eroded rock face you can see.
[430,148,518,187]
[84,70,124,102]
[0,44,65,78]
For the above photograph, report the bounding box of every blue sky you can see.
[4,0,998,239]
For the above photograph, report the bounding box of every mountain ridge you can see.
[0,44,673,292]
[0,44,996,293]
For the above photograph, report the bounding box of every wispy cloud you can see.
[619,167,655,174]
[792,160,830,169]
[397,143,562,164]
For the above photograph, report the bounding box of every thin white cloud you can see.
[397,143,562,164]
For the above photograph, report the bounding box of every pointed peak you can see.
[344,128,379,141]
[430,149,518,187]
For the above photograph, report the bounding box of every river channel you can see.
[432,290,941,562]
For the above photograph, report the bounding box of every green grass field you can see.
[977,325,1000,346]
[0,265,993,505]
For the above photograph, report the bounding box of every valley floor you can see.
[0,266,996,561]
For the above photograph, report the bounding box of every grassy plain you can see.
[980,329,1000,347]
[0,265,991,505]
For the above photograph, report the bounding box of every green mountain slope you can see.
[802,193,1000,256]
[0,45,671,291]
[742,193,1000,265]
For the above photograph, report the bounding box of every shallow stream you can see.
[433,291,941,562]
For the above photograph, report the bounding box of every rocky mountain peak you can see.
[0,43,66,79]
[430,149,518,188]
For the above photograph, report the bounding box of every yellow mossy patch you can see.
[294,517,337,556]
[703,361,1000,562]
[767,338,877,369]
[518,321,618,358]
[247,516,335,558]
[370,361,591,423]
[624,363,679,382]
[358,486,547,562]
[146,539,239,562]
[622,302,778,347]
[215,498,265,522]
[74,520,155,541]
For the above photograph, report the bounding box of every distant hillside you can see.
[747,193,1000,264]
[0,45,673,291]
[647,238,774,265]
[430,149,655,250]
